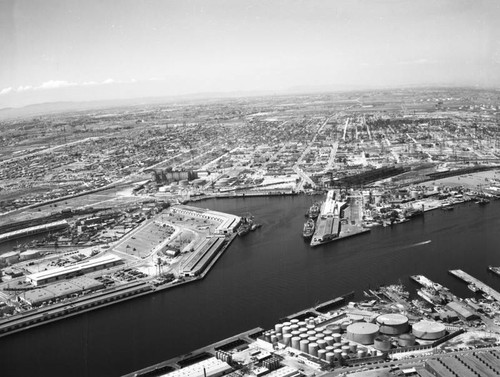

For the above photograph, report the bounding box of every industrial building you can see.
[19,277,105,306]
[180,237,225,277]
[171,205,240,235]
[26,254,122,286]
[161,357,232,377]
[445,301,479,321]
[0,220,69,244]
[425,350,500,377]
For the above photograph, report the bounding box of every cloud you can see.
[0,87,13,95]
[17,85,33,92]
[37,80,77,89]
[5,78,140,95]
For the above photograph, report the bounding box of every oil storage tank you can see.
[374,335,391,351]
[346,322,379,345]
[412,321,446,340]
[398,334,416,347]
[376,313,409,335]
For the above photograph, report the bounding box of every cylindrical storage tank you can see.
[325,346,334,353]
[334,349,342,360]
[306,330,316,337]
[327,325,341,334]
[276,333,283,341]
[291,331,300,337]
[412,321,446,340]
[282,326,291,335]
[275,324,283,333]
[283,321,291,328]
[376,313,409,335]
[326,352,334,364]
[307,337,317,343]
[299,333,308,340]
[264,332,271,342]
[290,319,299,324]
[298,321,306,327]
[308,343,319,358]
[340,321,351,332]
[323,330,333,337]
[318,349,326,360]
[370,349,377,356]
[374,336,391,352]
[290,324,299,332]
[291,336,301,350]
[271,335,278,343]
[346,323,380,345]
[315,333,325,340]
[324,336,334,346]
[317,339,327,349]
[283,334,292,347]
[341,345,350,354]
[341,352,348,359]
[341,340,349,347]
[299,327,308,334]
[332,333,341,343]
[398,333,416,347]
[357,349,366,358]
[306,324,315,331]
[300,339,309,353]
[349,343,357,353]
[350,314,364,323]
[333,342,342,349]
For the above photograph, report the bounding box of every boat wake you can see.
[402,240,432,249]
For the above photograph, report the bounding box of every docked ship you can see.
[468,283,481,293]
[307,203,321,220]
[302,219,315,240]
[237,217,253,236]
[476,198,490,205]
[488,266,500,277]
[417,287,445,306]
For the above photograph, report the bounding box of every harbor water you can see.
[1,195,500,376]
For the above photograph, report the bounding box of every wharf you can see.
[310,227,370,247]
[410,275,453,295]
[123,327,264,377]
[449,269,500,302]
[0,233,238,339]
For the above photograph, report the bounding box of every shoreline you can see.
[0,232,237,339]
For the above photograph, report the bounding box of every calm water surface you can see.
[1,196,499,376]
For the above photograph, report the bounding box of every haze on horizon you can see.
[1,0,500,109]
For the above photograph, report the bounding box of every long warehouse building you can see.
[26,254,123,286]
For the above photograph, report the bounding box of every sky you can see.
[1,0,500,108]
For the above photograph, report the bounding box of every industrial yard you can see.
[0,205,241,336]
[126,272,500,377]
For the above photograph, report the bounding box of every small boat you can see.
[488,266,500,277]
[250,223,261,231]
[467,284,480,293]
[308,203,320,220]
[441,206,454,211]
[476,198,490,205]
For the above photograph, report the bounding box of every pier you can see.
[449,269,500,302]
